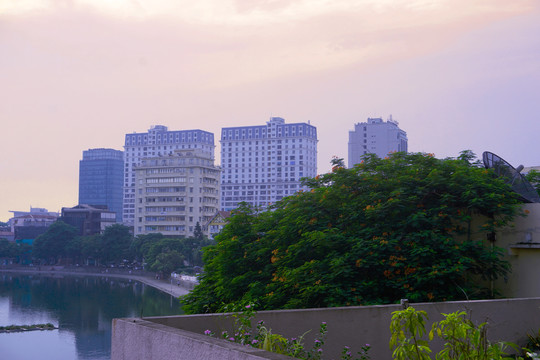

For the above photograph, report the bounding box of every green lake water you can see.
[0,273,183,359]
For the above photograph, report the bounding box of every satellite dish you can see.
[482,151,540,203]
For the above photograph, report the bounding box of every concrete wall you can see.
[113,298,540,359]
[495,203,540,297]
[112,318,293,360]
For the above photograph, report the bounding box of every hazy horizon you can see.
[1,0,539,221]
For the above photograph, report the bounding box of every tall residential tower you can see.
[348,116,407,168]
[123,125,215,226]
[220,117,317,210]
[79,148,124,221]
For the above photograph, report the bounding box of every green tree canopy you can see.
[182,152,522,314]
[33,220,79,264]
[100,224,132,264]
[150,250,184,277]
[130,233,165,263]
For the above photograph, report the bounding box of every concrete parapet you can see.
[113,298,540,359]
[111,317,294,360]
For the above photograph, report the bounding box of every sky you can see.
[1,0,539,222]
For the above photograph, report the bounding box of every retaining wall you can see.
[112,297,540,359]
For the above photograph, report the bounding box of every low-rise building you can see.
[61,204,117,236]
[9,207,59,243]
[205,211,231,239]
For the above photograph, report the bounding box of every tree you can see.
[525,169,540,196]
[100,224,132,264]
[193,222,204,241]
[182,152,522,314]
[150,251,184,278]
[80,235,103,265]
[130,233,165,263]
[33,221,79,264]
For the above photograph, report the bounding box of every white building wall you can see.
[220,117,318,211]
[134,149,220,237]
[348,116,408,168]
[123,126,215,226]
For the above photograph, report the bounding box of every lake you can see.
[0,273,183,360]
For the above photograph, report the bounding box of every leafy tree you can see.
[524,169,540,196]
[150,250,184,278]
[64,236,83,264]
[130,233,165,263]
[193,222,204,241]
[79,235,103,265]
[33,221,78,264]
[145,238,188,267]
[100,224,132,264]
[0,239,18,259]
[182,152,521,313]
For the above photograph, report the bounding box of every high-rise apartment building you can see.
[220,117,318,210]
[133,149,220,237]
[123,125,215,226]
[348,116,408,168]
[79,148,124,222]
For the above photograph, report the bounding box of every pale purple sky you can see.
[1,0,539,221]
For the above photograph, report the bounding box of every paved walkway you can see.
[0,267,193,298]
[132,276,191,297]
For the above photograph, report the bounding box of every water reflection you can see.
[0,273,183,360]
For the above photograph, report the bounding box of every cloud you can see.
[0,0,539,220]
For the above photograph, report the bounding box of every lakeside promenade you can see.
[0,266,192,298]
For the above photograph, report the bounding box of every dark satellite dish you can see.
[482,151,540,203]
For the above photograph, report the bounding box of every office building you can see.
[134,149,220,237]
[348,115,408,168]
[61,204,117,236]
[123,125,215,226]
[79,148,124,222]
[220,117,318,210]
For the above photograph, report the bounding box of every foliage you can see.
[130,233,165,263]
[390,307,522,360]
[150,250,184,277]
[193,222,204,241]
[204,304,365,360]
[524,170,540,196]
[0,323,56,333]
[33,221,78,263]
[32,223,132,266]
[100,224,132,263]
[79,235,103,264]
[527,329,540,351]
[183,152,521,313]
[0,239,31,263]
[390,307,432,360]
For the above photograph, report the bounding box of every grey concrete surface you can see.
[116,297,540,359]
[112,318,295,360]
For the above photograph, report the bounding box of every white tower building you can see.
[123,125,215,226]
[220,117,318,211]
[348,115,408,168]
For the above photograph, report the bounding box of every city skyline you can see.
[2,1,540,221]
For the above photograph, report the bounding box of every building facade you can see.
[123,125,215,226]
[134,149,220,237]
[220,117,318,211]
[61,204,117,236]
[348,115,408,168]
[79,148,124,222]
[9,207,59,243]
[205,211,231,239]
